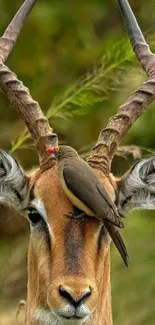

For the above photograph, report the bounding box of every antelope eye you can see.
[27,207,42,225]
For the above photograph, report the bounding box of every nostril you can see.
[59,285,91,307]
[59,285,73,302]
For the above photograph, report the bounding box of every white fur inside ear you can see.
[139,157,155,189]
[0,150,29,210]
[126,157,155,192]
[117,157,155,216]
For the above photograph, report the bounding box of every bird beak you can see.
[46,145,59,159]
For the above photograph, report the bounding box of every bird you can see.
[46,145,128,266]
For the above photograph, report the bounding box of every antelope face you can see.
[26,168,111,324]
[0,150,111,325]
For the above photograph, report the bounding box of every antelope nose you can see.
[59,285,91,307]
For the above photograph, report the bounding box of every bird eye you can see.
[27,207,42,225]
[55,145,59,151]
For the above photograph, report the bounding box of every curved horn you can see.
[87,0,155,175]
[0,0,37,62]
[0,0,58,171]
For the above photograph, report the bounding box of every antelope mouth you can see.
[62,315,84,319]
[56,308,90,324]
[58,314,89,325]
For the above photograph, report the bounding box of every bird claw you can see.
[64,212,75,219]
[72,212,86,219]
[64,211,87,221]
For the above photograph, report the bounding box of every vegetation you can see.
[0,0,155,324]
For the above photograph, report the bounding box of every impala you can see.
[0,0,155,324]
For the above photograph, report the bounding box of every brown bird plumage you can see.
[52,145,128,266]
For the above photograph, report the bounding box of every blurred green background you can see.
[0,0,155,324]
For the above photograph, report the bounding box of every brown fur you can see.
[25,166,115,325]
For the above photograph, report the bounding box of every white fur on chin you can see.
[34,308,88,325]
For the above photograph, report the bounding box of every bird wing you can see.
[104,220,128,267]
[96,182,119,218]
[62,158,123,228]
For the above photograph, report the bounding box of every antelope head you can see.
[0,1,155,325]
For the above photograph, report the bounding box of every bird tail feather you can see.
[104,220,129,267]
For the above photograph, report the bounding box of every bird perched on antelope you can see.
[46,145,128,266]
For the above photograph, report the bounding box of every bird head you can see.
[46,145,78,161]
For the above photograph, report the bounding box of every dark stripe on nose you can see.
[64,219,86,274]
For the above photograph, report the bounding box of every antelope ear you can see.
[0,150,29,210]
[117,157,155,216]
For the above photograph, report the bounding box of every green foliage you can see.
[11,38,134,153]
[10,129,31,154]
